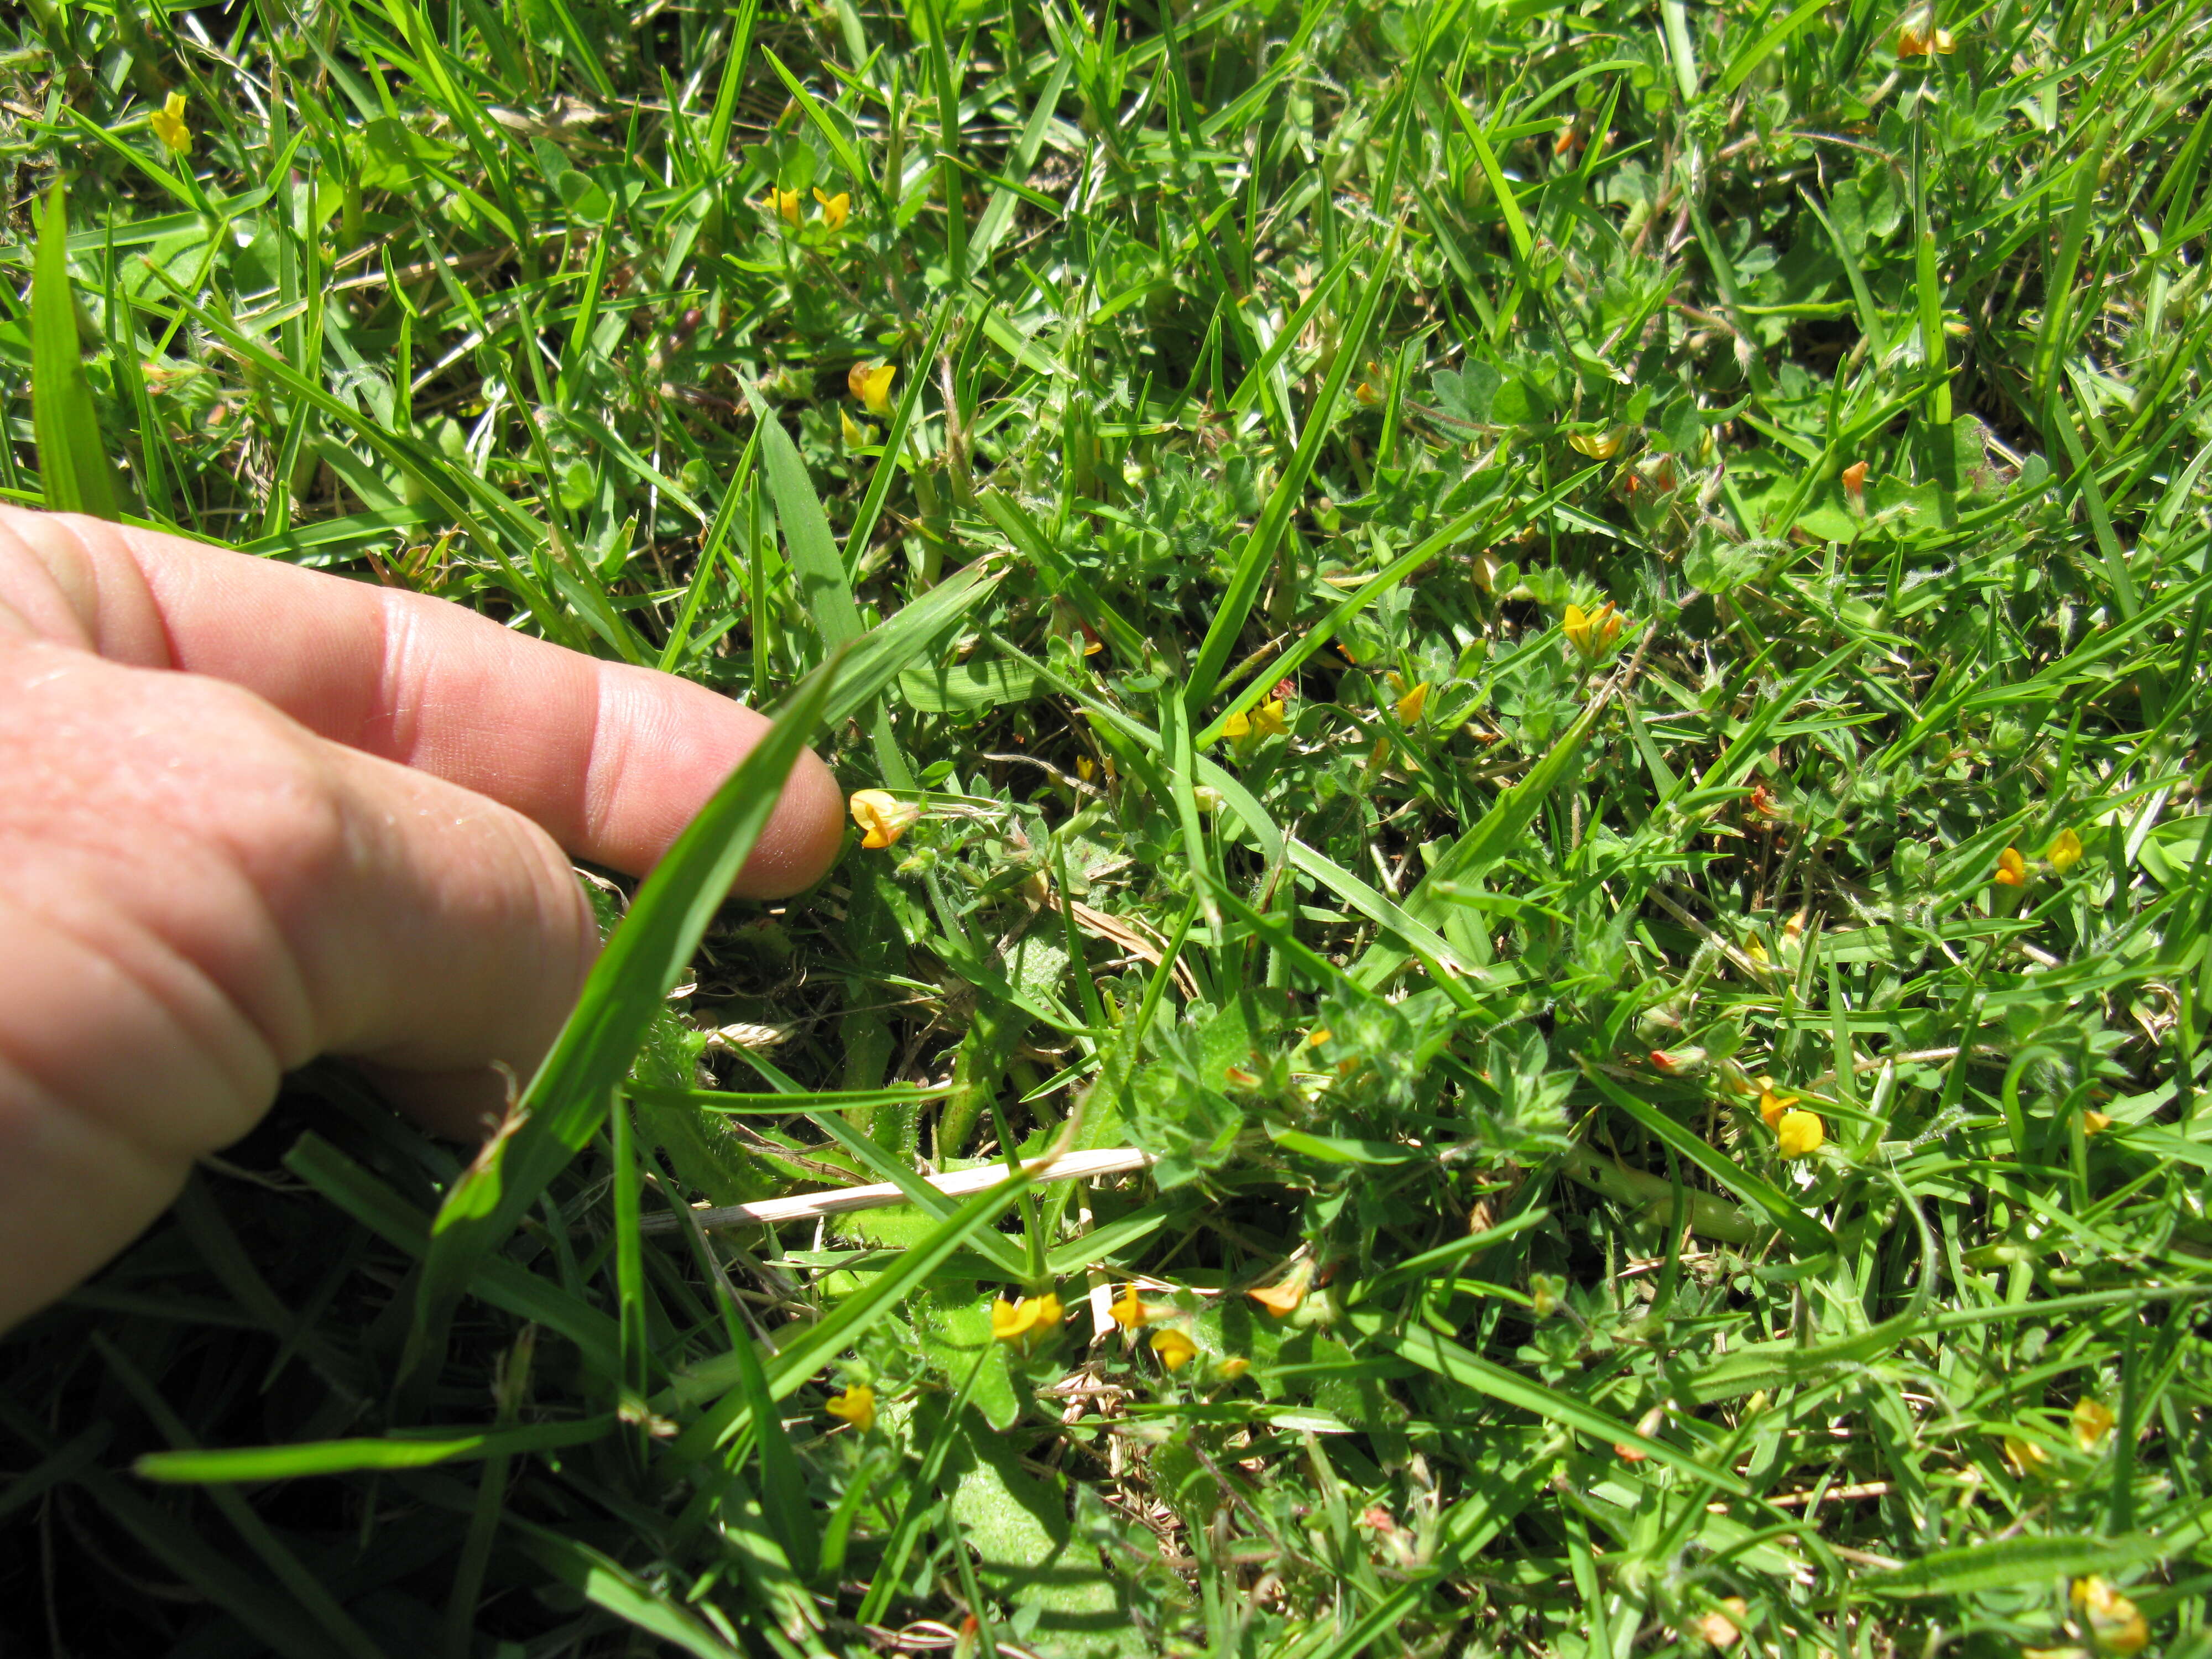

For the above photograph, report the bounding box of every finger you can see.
[0,508,845,896]
[0,641,604,1322]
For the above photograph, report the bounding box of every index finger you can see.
[0,509,845,896]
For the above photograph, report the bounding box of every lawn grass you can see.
[5,0,2212,1653]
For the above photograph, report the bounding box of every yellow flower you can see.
[849,360,896,418]
[1775,1108,1824,1159]
[1897,17,1957,57]
[1568,429,1622,460]
[1745,937,1770,966]
[1306,1027,1332,1047]
[768,186,802,225]
[2073,1577,2149,1654]
[1994,846,2028,886]
[1109,1284,1150,1331]
[1223,698,1287,743]
[150,91,192,157]
[2004,1433,2053,1477]
[1248,1259,1314,1317]
[2073,1397,2117,1452]
[825,1384,875,1432]
[2083,1109,2112,1135]
[990,1291,1063,1345]
[1390,676,1430,724]
[1758,1089,1796,1129]
[2048,828,2084,872]
[849,789,920,849]
[1215,1355,1250,1380]
[1563,601,1628,661]
[1150,1328,1198,1370]
[840,408,875,447]
[812,188,850,232]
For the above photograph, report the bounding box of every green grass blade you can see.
[30,182,125,520]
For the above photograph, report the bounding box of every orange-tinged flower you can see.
[1110,1284,1150,1330]
[825,1384,875,1432]
[1775,1109,1824,1159]
[1897,17,1956,56]
[1759,1089,1796,1129]
[849,360,896,417]
[768,186,802,225]
[1568,429,1622,460]
[1994,846,2028,885]
[1249,1260,1314,1317]
[812,188,850,232]
[1150,1328,1197,1370]
[2073,1578,2149,1654]
[849,789,920,849]
[150,91,192,157]
[2072,1397,2116,1452]
[1563,601,1628,660]
[1306,1027,1332,1047]
[1841,460,1869,510]
[991,1291,1063,1344]
[1215,1356,1250,1380]
[2048,828,2084,872]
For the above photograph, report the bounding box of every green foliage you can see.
[6,0,2212,1654]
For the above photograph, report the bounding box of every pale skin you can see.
[0,508,846,1331]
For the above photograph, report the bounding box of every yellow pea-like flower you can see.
[1775,1109,1824,1159]
[1392,678,1430,724]
[768,186,802,225]
[849,359,896,417]
[825,1384,875,1432]
[1109,1284,1150,1330]
[1568,429,1622,460]
[1758,1089,1795,1129]
[1994,846,2028,886]
[812,189,850,232]
[840,408,875,447]
[990,1291,1063,1345]
[1150,1328,1198,1370]
[2047,828,2084,872]
[2072,1397,2116,1452]
[1563,601,1628,660]
[150,91,192,157]
[2073,1577,2149,1654]
[849,789,920,849]
[1248,1259,1314,1317]
[1223,698,1287,744]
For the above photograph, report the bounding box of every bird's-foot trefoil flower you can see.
[849,360,896,418]
[2072,1577,2148,1654]
[1564,601,1628,661]
[1775,1109,1824,1159]
[991,1291,1063,1349]
[1150,1328,1197,1370]
[825,1384,875,1432]
[812,188,849,232]
[150,91,192,156]
[850,789,921,849]
[1994,846,2028,886]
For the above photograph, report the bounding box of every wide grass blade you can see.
[30,182,126,520]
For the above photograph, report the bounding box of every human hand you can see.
[0,508,844,1329]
